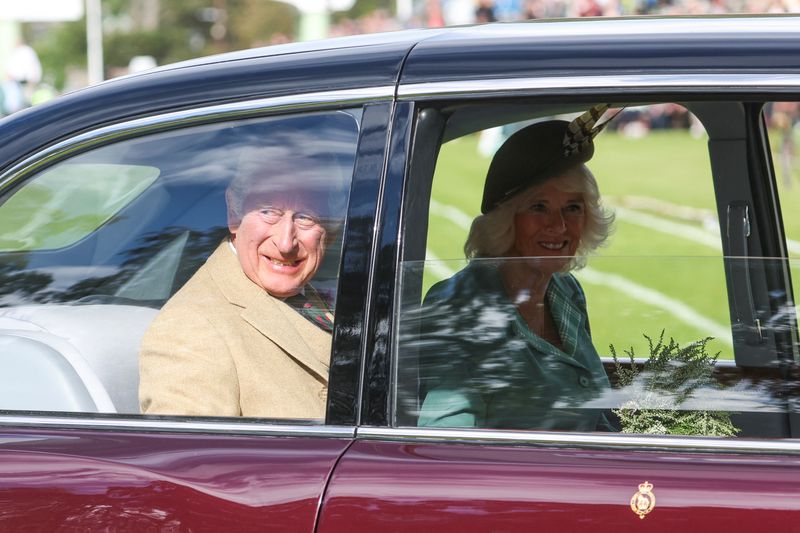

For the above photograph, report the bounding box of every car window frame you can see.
[0,86,395,437]
[371,75,800,449]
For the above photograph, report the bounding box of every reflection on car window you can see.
[0,163,159,251]
[400,256,791,435]
[0,109,361,420]
[140,113,357,420]
[395,101,797,439]
[768,101,800,306]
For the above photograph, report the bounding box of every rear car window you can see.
[0,108,362,420]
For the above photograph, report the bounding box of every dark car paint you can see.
[328,102,396,426]
[358,101,415,426]
[399,19,800,85]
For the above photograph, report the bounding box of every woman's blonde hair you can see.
[463,164,614,270]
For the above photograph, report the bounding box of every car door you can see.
[317,20,800,532]
[0,78,395,530]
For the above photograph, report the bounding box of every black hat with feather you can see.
[480,104,611,214]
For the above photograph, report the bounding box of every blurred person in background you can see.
[475,0,498,22]
[1,42,41,115]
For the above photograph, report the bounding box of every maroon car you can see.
[1,15,800,531]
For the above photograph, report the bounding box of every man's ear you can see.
[225,188,240,232]
[227,206,239,239]
[227,206,241,235]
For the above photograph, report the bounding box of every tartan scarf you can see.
[511,275,584,359]
[285,287,334,333]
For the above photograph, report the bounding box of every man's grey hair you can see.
[226,145,349,229]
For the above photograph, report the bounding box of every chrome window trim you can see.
[397,74,800,100]
[357,427,800,455]
[0,414,356,438]
[0,85,394,193]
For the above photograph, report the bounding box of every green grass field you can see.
[418,128,800,360]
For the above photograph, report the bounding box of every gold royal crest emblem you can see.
[630,481,656,519]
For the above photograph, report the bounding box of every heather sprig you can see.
[611,330,738,437]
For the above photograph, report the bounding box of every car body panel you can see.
[0,426,352,531]
[337,18,800,533]
[358,101,415,426]
[320,436,800,532]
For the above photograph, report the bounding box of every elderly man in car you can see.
[139,148,344,419]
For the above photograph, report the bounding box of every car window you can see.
[0,163,160,251]
[768,100,800,300]
[426,105,729,357]
[395,100,796,438]
[0,109,361,420]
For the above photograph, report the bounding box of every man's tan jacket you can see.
[139,242,331,419]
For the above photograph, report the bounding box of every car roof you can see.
[399,15,800,84]
[154,28,442,71]
[157,14,800,78]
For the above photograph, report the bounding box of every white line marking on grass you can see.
[424,249,460,280]
[615,204,800,257]
[579,267,732,345]
[787,239,800,256]
[614,206,722,251]
[429,198,473,231]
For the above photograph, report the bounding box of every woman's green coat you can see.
[416,260,613,431]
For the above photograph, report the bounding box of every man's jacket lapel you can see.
[241,299,330,383]
[206,241,330,383]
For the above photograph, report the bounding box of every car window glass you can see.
[767,101,800,301]
[0,109,361,421]
[424,105,730,357]
[395,101,795,439]
[0,164,160,251]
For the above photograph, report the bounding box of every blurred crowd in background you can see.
[330,0,799,36]
[0,42,56,116]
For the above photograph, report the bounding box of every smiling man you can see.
[138,147,345,418]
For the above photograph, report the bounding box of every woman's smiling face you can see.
[508,177,586,271]
[229,193,327,298]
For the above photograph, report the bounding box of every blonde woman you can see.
[418,112,616,431]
